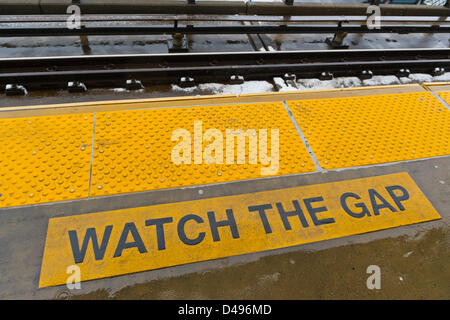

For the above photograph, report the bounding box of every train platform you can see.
[0,83,449,299]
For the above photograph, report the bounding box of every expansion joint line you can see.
[429,91,450,112]
[281,101,324,172]
[88,112,97,197]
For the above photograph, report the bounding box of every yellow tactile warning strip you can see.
[0,114,94,207]
[436,91,450,105]
[90,102,316,197]
[2,89,450,209]
[287,92,450,170]
[39,172,441,287]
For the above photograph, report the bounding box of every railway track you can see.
[1,48,449,93]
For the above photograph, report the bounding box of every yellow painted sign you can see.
[39,172,440,288]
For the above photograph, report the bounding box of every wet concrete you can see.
[66,157,450,300]
[69,227,450,300]
[0,154,448,299]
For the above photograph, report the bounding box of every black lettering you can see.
[145,217,173,250]
[340,192,371,218]
[385,185,410,211]
[303,196,335,225]
[177,214,206,245]
[207,209,240,242]
[68,225,113,264]
[113,222,147,258]
[276,200,309,230]
[248,204,273,234]
[369,188,397,215]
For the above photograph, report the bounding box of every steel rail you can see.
[2,48,448,69]
[1,20,449,26]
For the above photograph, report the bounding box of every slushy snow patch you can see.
[407,73,433,83]
[362,75,401,86]
[297,78,335,90]
[399,77,413,84]
[335,77,362,88]
[198,81,274,95]
[171,84,197,93]
[112,88,128,93]
[433,72,450,82]
[273,77,298,92]
[296,77,362,90]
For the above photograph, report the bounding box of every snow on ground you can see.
[199,81,274,95]
[407,73,434,83]
[112,88,129,93]
[430,72,450,82]
[111,88,144,93]
[297,74,450,91]
[172,81,274,95]
[171,84,198,94]
[297,77,362,90]
[273,77,298,92]
[169,72,450,96]
[361,75,401,87]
